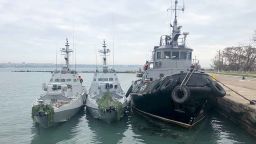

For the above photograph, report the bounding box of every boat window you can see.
[73,79,77,82]
[105,83,110,89]
[67,84,72,89]
[180,52,187,59]
[109,84,113,89]
[109,78,113,81]
[50,79,53,82]
[55,79,59,82]
[172,51,179,59]
[188,52,192,60]
[61,79,65,82]
[164,51,171,59]
[114,85,118,89]
[52,84,57,90]
[94,78,96,81]
[98,78,108,81]
[67,79,71,82]
[157,52,161,59]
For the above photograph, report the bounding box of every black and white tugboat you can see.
[127,0,226,128]
[32,39,87,128]
[86,40,128,123]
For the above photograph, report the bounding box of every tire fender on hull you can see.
[171,86,190,104]
[209,81,226,97]
[126,85,133,97]
[160,77,178,92]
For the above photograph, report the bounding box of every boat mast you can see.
[173,0,178,33]
[170,0,184,47]
[99,40,110,73]
[61,38,73,71]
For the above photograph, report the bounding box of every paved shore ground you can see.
[211,73,256,137]
[211,74,256,105]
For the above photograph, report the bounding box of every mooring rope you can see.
[209,75,255,105]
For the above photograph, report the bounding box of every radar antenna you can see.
[99,40,110,72]
[61,38,73,71]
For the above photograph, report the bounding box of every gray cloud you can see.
[0,0,255,68]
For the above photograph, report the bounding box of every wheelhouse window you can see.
[172,51,179,59]
[180,52,187,60]
[61,79,65,82]
[98,78,108,81]
[188,52,192,60]
[156,52,161,59]
[109,78,113,81]
[73,79,77,82]
[164,51,171,59]
[55,79,59,82]
[67,79,71,82]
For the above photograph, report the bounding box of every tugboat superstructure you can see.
[145,0,192,81]
[128,0,226,128]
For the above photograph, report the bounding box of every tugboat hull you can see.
[129,73,224,127]
[132,105,206,128]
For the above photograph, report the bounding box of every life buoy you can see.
[143,64,149,71]
[171,86,190,104]
[209,81,226,97]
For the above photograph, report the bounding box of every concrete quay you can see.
[212,74,256,137]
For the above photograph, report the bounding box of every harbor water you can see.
[0,68,255,144]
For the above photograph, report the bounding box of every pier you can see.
[212,74,256,137]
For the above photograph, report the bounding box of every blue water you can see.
[0,69,255,144]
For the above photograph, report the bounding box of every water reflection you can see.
[86,110,129,144]
[128,112,217,144]
[30,109,85,144]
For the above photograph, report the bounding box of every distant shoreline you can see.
[12,70,137,73]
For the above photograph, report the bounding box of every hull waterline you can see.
[86,106,123,123]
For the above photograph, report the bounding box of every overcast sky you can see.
[0,0,255,68]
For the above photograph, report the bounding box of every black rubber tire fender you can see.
[144,79,160,94]
[160,77,177,91]
[126,85,133,97]
[151,80,162,93]
[210,81,226,97]
[171,85,190,104]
